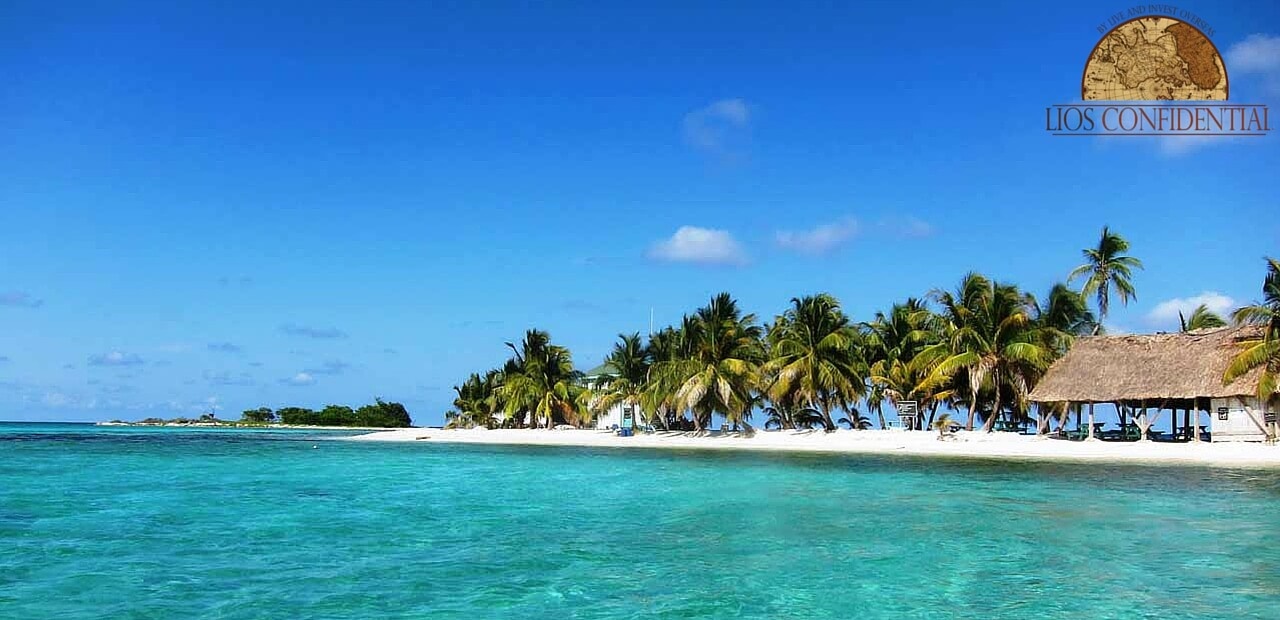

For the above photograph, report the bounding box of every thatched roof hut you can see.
[1029,326,1263,404]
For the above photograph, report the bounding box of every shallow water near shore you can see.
[4,422,1280,619]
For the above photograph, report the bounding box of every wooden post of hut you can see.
[1087,402,1096,441]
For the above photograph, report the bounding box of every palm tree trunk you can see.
[926,403,938,431]
[983,374,1002,433]
[875,405,888,431]
[819,395,836,431]
[965,399,978,431]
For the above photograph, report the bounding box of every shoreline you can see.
[95,422,396,431]
[350,427,1280,468]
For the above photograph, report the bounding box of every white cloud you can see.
[648,226,747,266]
[683,99,751,161]
[1146,291,1236,325]
[775,218,858,254]
[88,351,145,366]
[281,372,316,386]
[1228,34,1280,94]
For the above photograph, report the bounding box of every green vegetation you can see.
[1068,225,1143,331]
[1179,305,1227,332]
[262,400,412,427]
[241,407,277,423]
[446,233,1274,432]
[1224,257,1280,402]
[134,413,227,425]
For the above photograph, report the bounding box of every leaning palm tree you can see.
[763,294,866,432]
[1179,304,1227,332]
[650,293,763,431]
[926,273,1052,431]
[1068,226,1142,331]
[1224,257,1280,404]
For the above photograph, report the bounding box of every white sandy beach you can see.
[351,427,1280,467]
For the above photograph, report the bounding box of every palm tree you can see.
[837,408,873,430]
[932,413,956,440]
[1179,304,1227,332]
[761,401,824,430]
[864,299,943,429]
[927,273,1052,431]
[499,329,588,428]
[762,294,866,431]
[448,371,500,429]
[869,349,952,430]
[1224,257,1280,404]
[1068,226,1142,330]
[1034,283,1097,351]
[590,333,652,426]
[640,324,691,430]
[1030,284,1097,434]
[650,293,763,431]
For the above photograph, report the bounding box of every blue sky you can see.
[2,0,1278,425]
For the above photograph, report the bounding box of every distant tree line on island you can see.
[445,226,1280,434]
[240,399,413,427]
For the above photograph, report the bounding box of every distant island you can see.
[101,399,414,429]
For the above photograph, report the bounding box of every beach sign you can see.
[898,401,919,429]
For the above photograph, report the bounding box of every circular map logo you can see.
[1082,17,1227,101]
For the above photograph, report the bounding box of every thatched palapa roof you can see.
[1029,326,1264,403]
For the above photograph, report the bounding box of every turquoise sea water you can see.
[3,423,1280,619]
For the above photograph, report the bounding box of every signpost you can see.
[898,400,919,430]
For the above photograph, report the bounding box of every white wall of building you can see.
[1209,397,1275,442]
[594,402,639,430]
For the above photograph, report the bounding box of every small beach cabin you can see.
[1029,326,1277,442]
[582,362,637,430]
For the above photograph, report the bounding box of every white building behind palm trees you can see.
[583,363,637,430]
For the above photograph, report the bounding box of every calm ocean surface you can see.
[3,423,1280,619]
